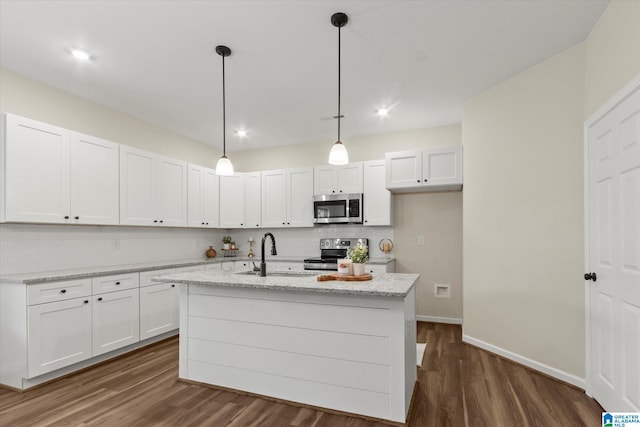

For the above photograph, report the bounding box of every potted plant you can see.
[349,244,369,276]
[222,235,232,250]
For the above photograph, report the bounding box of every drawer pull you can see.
[84,300,89,304]
[60,289,67,294]
[97,297,103,301]
[115,281,121,285]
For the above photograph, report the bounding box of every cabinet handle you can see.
[74,216,79,220]
[159,220,164,223]
[97,297,103,301]
[153,220,158,223]
[60,289,67,294]
[83,300,89,304]
[64,216,70,220]
[115,281,120,285]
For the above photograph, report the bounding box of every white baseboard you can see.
[416,315,462,324]
[462,334,585,389]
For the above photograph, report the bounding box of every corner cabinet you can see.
[1,113,119,225]
[119,145,187,227]
[363,160,392,226]
[313,162,363,195]
[261,167,314,228]
[385,146,462,192]
[187,163,219,228]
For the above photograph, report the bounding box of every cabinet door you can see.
[202,167,220,228]
[69,132,119,225]
[385,150,422,189]
[120,145,156,226]
[92,288,140,356]
[337,162,363,193]
[262,169,287,228]
[4,114,70,223]
[422,146,463,189]
[219,174,244,228]
[28,297,92,377]
[363,160,392,226]
[314,165,337,195]
[287,167,314,227]
[140,283,178,340]
[156,155,187,227]
[243,172,261,228]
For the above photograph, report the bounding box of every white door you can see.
[4,114,70,223]
[92,288,140,356]
[244,172,262,228]
[287,167,314,227]
[337,162,363,193]
[314,165,337,195]
[28,297,92,377]
[384,150,422,190]
[262,169,287,227]
[363,160,392,226]
[586,78,640,412]
[156,155,187,227]
[219,174,244,228]
[202,167,220,227]
[422,146,463,188]
[140,283,178,340]
[69,132,119,225]
[120,145,156,226]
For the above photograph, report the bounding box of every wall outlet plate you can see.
[434,284,450,298]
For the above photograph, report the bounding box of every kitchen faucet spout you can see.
[260,233,277,276]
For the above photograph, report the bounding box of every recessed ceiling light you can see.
[71,49,91,61]
[235,129,248,138]
[376,108,389,117]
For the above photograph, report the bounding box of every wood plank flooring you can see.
[0,322,603,426]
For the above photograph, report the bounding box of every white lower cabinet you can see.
[92,288,140,356]
[140,283,178,340]
[27,296,92,378]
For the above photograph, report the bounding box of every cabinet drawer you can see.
[92,273,139,294]
[139,268,175,287]
[28,279,92,306]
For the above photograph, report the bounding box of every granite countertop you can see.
[153,270,417,298]
[0,256,395,284]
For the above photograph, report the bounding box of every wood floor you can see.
[0,322,603,426]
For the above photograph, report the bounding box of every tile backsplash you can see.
[0,224,393,275]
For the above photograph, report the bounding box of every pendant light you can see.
[215,45,234,176]
[328,12,349,166]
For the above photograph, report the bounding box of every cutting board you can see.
[317,273,373,282]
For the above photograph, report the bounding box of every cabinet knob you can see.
[339,190,342,193]
[97,297,103,301]
[159,220,164,223]
[202,222,205,225]
[115,281,120,285]
[256,224,259,227]
[171,284,175,288]
[424,179,428,182]
[287,222,290,225]
[64,216,70,220]
[417,180,420,183]
[74,216,79,220]
[84,300,89,304]
[282,222,285,225]
[60,289,66,294]
[364,220,368,223]
[332,190,335,193]
[241,223,244,226]
[206,222,209,225]
[153,220,158,223]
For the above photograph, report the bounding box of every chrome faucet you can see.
[260,232,277,276]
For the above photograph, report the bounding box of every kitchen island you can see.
[153,270,418,423]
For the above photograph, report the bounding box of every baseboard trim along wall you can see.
[416,315,462,325]
[462,334,585,389]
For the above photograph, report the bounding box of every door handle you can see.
[584,272,597,282]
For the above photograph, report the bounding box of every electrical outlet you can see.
[418,235,425,245]
[434,284,450,298]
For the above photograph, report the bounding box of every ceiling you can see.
[0,0,608,152]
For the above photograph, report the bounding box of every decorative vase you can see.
[205,246,217,258]
[353,263,366,276]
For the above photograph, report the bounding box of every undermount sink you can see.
[235,270,318,278]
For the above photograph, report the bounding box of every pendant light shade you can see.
[328,12,349,166]
[215,45,234,176]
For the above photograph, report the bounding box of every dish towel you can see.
[416,343,427,367]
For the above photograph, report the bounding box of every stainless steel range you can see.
[303,238,368,271]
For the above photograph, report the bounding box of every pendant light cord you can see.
[337,24,341,142]
[222,53,226,157]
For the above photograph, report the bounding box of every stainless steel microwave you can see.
[313,193,363,224]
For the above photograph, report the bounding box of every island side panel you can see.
[178,283,189,379]
[181,284,411,422]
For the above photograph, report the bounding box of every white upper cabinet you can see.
[120,145,187,226]
[187,163,219,228]
[2,113,119,225]
[262,167,313,228]
[313,162,363,195]
[243,172,262,228]
[363,160,392,226]
[385,146,462,192]
[219,173,245,228]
